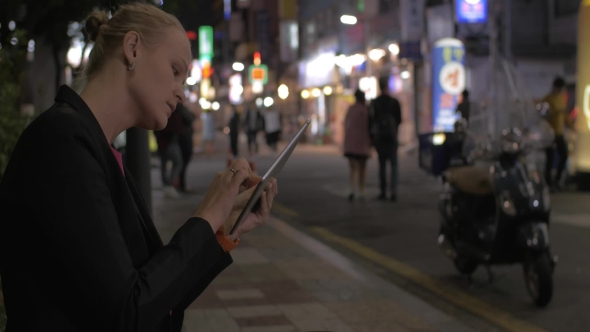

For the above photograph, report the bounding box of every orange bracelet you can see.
[215,226,240,252]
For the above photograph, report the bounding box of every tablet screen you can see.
[229,118,310,235]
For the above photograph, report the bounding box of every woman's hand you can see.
[194,158,252,232]
[225,178,278,241]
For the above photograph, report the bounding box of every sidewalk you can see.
[151,160,474,332]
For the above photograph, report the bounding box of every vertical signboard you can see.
[280,21,298,63]
[224,0,231,20]
[431,38,466,132]
[199,26,214,60]
[400,0,425,42]
[456,0,488,24]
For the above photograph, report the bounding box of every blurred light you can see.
[212,101,220,111]
[186,77,198,85]
[223,127,231,135]
[254,52,261,66]
[278,84,289,99]
[311,88,321,97]
[433,133,446,146]
[67,40,83,67]
[189,92,198,103]
[200,99,212,109]
[340,15,357,25]
[252,81,264,94]
[72,22,79,30]
[389,43,400,55]
[264,97,274,107]
[27,39,35,52]
[323,86,333,96]
[10,38,17,46]
[301,90,310,99]
[369,49,386,61]
[190,59,202,83]
[8,21,15,31]
[199,97,206,104]
[359,77,378,100]
[186,30,197,41]
[232,62,245,71]
[401,71,411,79]
[256,98,263,107]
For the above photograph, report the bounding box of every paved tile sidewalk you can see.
[181,218,474,332]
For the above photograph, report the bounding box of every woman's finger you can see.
[259,191,269,221]
[231,157,252,174]
[230,169,250,191]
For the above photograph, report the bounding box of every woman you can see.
[0,4,277,332]
[343,89,372,201]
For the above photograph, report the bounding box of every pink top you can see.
[110,146,125,176]
[343,103,372,157]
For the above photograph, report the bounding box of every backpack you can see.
[370,98,398,141]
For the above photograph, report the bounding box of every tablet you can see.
[229,118,311,235]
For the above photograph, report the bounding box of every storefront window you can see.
[555,0,581,17]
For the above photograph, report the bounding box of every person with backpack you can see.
[369,76,402,201]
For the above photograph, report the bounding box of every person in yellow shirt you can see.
[543,77,570,189]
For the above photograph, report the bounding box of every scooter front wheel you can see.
[524,253,553,307]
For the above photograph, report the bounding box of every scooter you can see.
[437,127,557,307]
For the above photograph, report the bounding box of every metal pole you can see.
[364,19,371,78]
[489,0,499,138]
[124,0,152,214]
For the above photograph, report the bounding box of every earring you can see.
[128,62,136,71]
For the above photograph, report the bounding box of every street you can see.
[159,138,590,332]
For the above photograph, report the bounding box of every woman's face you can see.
[129,27,191,130]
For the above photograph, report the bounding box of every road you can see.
[167,140,590,332]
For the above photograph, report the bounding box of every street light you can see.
[264,97,274,107]
[232,62,245,71]
[323,86,333,96]
[278,84,289,99]
[311,88,321,98]
[369,49,386,61]
[301,90,310,99]
[389,43,400,55]
[340,15,357,25]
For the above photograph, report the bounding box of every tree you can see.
[0,0,179,94]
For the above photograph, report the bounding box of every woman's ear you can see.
[122,31,140,67]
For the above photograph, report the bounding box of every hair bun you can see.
[85,11,109,42]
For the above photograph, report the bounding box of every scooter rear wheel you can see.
[524,253,553,307]
[454,256,478,275]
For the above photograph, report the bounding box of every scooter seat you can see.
[446,166,494,195]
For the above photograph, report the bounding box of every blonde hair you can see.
[73,3,183,92]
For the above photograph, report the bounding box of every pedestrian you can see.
[176,102,196,194]
[542,77,572,191]
[455,90,471,123]
[369,76,402,201]
[244,104,264,155]
[155,108,184,198]
[263,105,282,152]
[344,89,372,201]
[0,3,277,331]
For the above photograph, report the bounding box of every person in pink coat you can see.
[343,89,372,201]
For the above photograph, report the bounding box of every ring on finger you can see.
[230,168,237,175]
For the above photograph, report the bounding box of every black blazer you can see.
[0,86,232,332]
